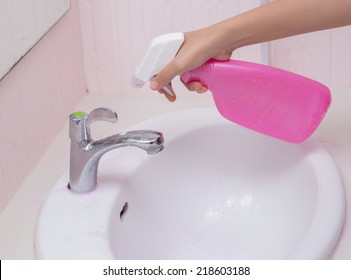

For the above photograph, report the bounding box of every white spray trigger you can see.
[131,32,184,95]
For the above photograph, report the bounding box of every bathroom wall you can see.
[0,1,87,211]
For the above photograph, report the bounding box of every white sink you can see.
[35,108,345,259]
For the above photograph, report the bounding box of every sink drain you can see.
[120,202,128,221]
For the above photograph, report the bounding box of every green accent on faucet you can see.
[72,111,86,118]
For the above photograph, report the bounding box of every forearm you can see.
[217,0,351,51]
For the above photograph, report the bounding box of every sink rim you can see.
[35,108,345,260]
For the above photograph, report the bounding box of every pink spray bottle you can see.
[132,33,331,143]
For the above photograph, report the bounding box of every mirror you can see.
[0,0,71,80]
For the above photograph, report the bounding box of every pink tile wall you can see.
[270,26,351,87]
[78,0,120,95]
[0,1,87,211]
[270,21,351,87]
[78,0,263,95]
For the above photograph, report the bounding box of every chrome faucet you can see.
[68,107,164,193]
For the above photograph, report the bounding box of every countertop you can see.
[0,90,350,259]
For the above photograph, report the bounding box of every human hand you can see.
[150,27,233,101]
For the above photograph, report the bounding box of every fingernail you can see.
[150,80,159,90]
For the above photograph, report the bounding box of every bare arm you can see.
[151,0,351,101]
[224,0,351,49]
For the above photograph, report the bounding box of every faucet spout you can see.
[91,130,164,155]
[68,108,164,193]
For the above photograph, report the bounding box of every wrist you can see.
[206,18,247,58]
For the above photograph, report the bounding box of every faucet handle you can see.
[69,107,118,142]
[87,107,118,125]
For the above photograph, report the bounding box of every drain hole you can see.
[120,202,128,221]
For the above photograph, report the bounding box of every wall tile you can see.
[270,26,351,88]
[78,0,120,95]
[270,30,332,84]
[0,169,4,211]
[0,0,86,209]
[53,1,88,117]
[0,69,33,203]
[330,26,351,88]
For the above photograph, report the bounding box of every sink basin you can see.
[35,108,345,259]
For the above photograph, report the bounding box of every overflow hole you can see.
[120,202,128,221]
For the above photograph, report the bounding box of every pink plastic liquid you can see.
[181,59,331,143]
